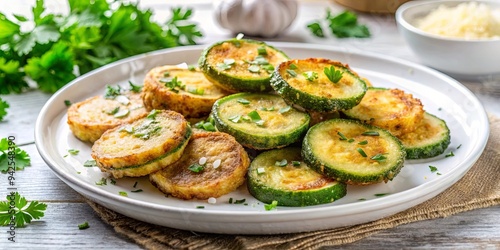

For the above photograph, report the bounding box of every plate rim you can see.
[34,42,490,231]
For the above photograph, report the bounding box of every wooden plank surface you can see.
[1,0,499,249]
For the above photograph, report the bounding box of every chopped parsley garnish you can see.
[105,107,120,115]
[358,140,368,145]
[104,85,123,99]
[128,81,142,93]
[217,58,235,71]
[248,65,260,73]
[78,221,89,230]
[228,115,241,123]
[109,178,116,185]
[67,149,79,155]
[370,153,386,162]
[362,131,379,136]
[247,110,264,126]
[188,163,204,173]
[64,100,72,107]
[337,131,348,140]
[286,69,297,77]
[306,22,324,37]
[257,46,267,55]
[292,161,301,167]
[275,159,288,167]
[187,87,204,95]
[160,76,185,92]
[131,189,143,193]
[264,200,278,211]
[261,64,274,73]
[234,199,246,204]
[278,106,291,114]
[324,66,343,83]
[445,151,455,157]
[237,98,250,105]
[358,198,366,201]
[228,198,233,204]
[374,193,389,197]
[147,109,159,119]
[0,192,47,227]
[83,160,97,167]
[303,71,318,82]
[457,144,462,149]
[188,65,196,71]
[95,178,107,186]
[356,148,367,157]
[348,138,355,143]
[289,64,298,70]
[133,181,138,188]
[429,165,438,172]
[196,206,205,209]
[119,191,128,197]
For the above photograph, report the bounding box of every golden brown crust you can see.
[149,132,250,200]
[141,65,229,118]
[345,88,424,136]
[67,92,148,143]
[91,110,191,178]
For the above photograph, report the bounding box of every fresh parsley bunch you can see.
[307,9,371,39]
[0,0,203,94]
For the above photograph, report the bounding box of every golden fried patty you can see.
[343,88,424,136]
[91,110,192,178]
[149,131,250,200]
[67,92,148,143]
[142,65,229,118]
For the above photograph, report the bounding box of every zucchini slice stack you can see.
[141,65,229,118]
[270,58,368,112]
[302,119,406,185]
[199,38,289,93]
[212,93,310,150]
[248,148,347,207]
[91,110,192,178]
[150,131,250,200]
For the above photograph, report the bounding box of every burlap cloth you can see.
[85,115,500,250]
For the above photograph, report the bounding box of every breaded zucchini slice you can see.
[343,87,424,137]
[248,147,347,207]
[398,112,451,159]
[149,131,250,200]
[212,93,310,150]
[270,58,368,112]
[302,119,406,185]
[198,38,289,92]
[141,65,229,118]
[91,110,192,178]
[67,91,148,143]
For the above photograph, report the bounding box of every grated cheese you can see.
[416,2,500,39]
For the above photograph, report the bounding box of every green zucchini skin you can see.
[302,118,406,185]
[270,58,367,112]
[212,93,310,150]
[247,147,347,207]
[399,112,451,159]
[198,39,289,93]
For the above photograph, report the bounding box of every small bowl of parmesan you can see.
[396,0,500,79]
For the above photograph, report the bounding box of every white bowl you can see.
[395,0,500,80]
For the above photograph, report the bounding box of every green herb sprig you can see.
[0,192,47,227]
[307,9,370,39]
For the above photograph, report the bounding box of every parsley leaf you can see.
[307,9,371,39]
[324,66,343,83]
[0,138,31,173]
[264,200,278,211]
[0,58,29,95]
[78,221,89,230]
[0,98,9,121]
[0,192,47,227]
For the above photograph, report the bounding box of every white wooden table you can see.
[1,0,499,248]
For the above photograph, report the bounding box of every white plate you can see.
[35,43,489,234]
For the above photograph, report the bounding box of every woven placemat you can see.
[85,115,500,250]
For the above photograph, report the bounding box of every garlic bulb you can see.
[213,0,298,38]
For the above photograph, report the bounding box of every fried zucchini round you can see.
[343,87,424,137]
[67,92,148,143]
[199,38,289,92]
[149,131,250,200]
[91,110,192,178]
[142,65,229,118]
[270,58,368,112]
